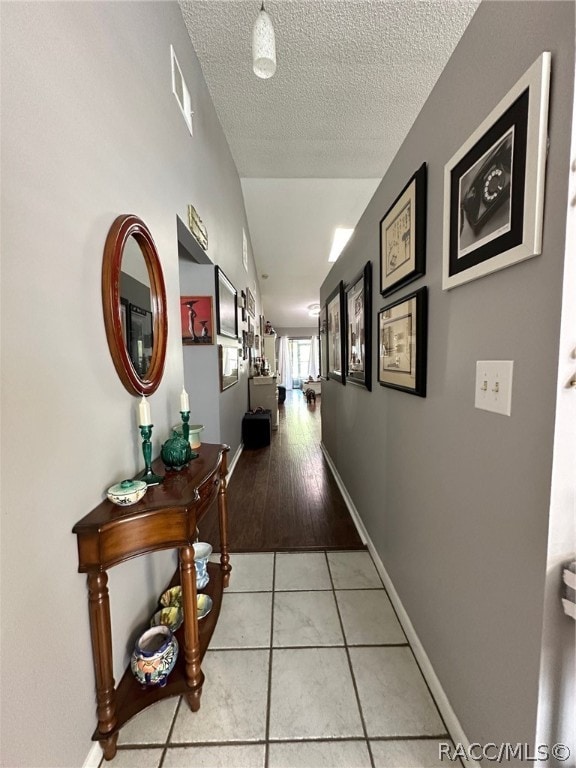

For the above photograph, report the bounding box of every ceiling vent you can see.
[171,45,193,136]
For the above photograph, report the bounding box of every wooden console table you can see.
[72,443,231,761]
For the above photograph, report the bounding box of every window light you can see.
[171,45,193,136]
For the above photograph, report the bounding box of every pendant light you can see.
[252,2,276,79]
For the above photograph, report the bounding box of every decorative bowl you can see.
[150,605,183,633]
[160,586,182,608]
[197,594,213,620]
[188,425,204,449]
[107,479,147,506]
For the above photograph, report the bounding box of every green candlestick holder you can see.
[180,411,199,459]
[139,425,164,486]
[180,411,190,443]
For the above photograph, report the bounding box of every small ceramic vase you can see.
[194,542,212,590]
[161,434,193,471]
[130,625,179,688]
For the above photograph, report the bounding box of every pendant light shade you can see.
[252,2,276,79]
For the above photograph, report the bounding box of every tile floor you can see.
[104,551,456,768]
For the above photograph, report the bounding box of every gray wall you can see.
[321,0,574,750]
[0,2,254,766]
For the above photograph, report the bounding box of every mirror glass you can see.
[102,215,167,396]
[120,236,153,378]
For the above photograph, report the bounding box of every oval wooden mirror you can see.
[102,214,168,396]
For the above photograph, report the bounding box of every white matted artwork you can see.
[442,52,551,290]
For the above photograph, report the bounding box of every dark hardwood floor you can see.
[199,390,366,552]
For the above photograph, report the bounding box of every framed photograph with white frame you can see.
[378,286,427,397]
[443,52,551,290]
[215,266,238,339]
[219,344,239,391]
[345,262,372,390]
[380,163,427,297]
[326,282,346,384]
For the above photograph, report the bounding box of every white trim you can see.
[321,441,480,767]
[320,443,367,545]
[82,742,102,768]
[227,442,243,479]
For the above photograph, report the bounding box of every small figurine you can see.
[265,320,274,335]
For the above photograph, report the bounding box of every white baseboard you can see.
[82,742,102,768]
[227,442,243,479]
[321,442,480,766]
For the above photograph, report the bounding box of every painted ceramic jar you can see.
[130,625,179,688]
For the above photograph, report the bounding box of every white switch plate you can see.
[475,361,514,416]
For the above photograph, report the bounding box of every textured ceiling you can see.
[179,0,480,326]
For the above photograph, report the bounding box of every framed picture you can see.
[319,305,328,380]
[380,163,427,297]
[246,287,256,318]
[326,282,346,384]
[219,344,239,391]
[240,290,247,323]
[345,262,372,390]
[378,286,427,397]
[180,295,214,345]
[215,266,238,339]
[443,52,551,290]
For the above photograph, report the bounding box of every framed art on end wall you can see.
[326,282,346,384]
[378,286,428,397]
[345,262,372,390]
[380,163,427,297]
[215,266,238,339]
[443,52,551,290]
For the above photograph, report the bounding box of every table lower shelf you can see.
[92,561,225,741]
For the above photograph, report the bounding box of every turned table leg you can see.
[87,571,118,760]
[217,456,232,587]
[180,545,204,711]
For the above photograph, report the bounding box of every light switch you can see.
[475,361,514,416]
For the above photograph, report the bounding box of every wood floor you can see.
[199,390,365,552]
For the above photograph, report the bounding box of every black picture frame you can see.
[345,261,372,390]
[443,53,551,289]
[377,286,428,397]
[326,281,346,384]
[246,287,256,318]
[380,163,427,297]
[319,305,328,380]
[215,266,238,339]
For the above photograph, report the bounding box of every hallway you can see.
[200,390,365,552]
[101,394,455,767]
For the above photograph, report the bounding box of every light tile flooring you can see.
[105,551,456,768]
